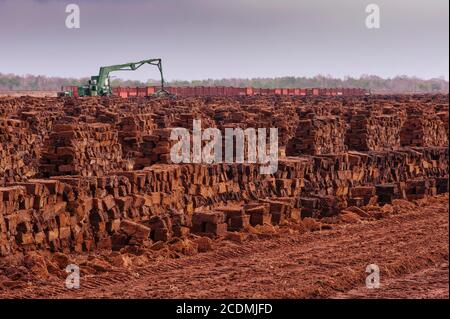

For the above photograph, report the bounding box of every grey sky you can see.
[0,0,448,81]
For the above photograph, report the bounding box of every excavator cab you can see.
[88,76,98,96]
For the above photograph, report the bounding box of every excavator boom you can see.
[95,58,165,96]
[60,58,167,97]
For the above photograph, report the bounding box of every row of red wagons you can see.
[61,86,367,98]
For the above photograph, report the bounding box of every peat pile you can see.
[0,94,448,257]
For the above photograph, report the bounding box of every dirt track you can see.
[0,195,448,299]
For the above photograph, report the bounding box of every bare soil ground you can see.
[0,194,448,299]
[0,90,57,97]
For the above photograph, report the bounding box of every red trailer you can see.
[146,86,156,95]
[128,87,137,97]
[261,89,275,95]
[69,86,79,97]
[167,87,178,95]
[114,87,129,98]
[137,87,147,97]
[209,86,218,96]
[194,86,204,96]
[108,85,366,98]
[318,88,327,96]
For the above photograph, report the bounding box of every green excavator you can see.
[58,58,167,97]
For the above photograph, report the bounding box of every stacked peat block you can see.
[348,186,376,206]
[152,110,175,128]
[345,147,449,187]
[271,107,299,147]
[216,126,274,165]
[179,161,304,213]
[346,111,401,151]
[141,116,217,166]
[0,148,448,256]
[40,123,132,177]
[244,203,271,226]
[286,115,347,155]
[259,198,296,224]
[168,209,192,239]
[180,164,244,211]
[143,202,192,241]
[215,206,250,231]
[400,111,448,147]
[173,112,216,130]
[214,106,241,125]
[0,98,23,117]
[0,179,71,256]
[62,98,84,117]
[49,176,101,252]
[97,167,185,247]
[42,165,186,252]
[403,178,439,200]
[215,199,297,229]
[273,158,309,198]
[118,116,144,157]
[312,194,347,217]
[302,154,352,197]
[435,177,449,194]
[299,197,320,218]
[0,119,39,184]
[141,128,174,164]
[0,185,30,256]
[298,195,346,218]
[19,109,60,137]
[191,211,227,237]
[375,184,400,204]
[117,114,156,169]
[436,112,449,137]
[0,95,449,257]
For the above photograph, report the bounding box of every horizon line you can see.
[0,72,448,83]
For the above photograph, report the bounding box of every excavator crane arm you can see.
[58,58,168,97]
[92,58,166,96]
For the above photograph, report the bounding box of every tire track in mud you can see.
[333,263,449,299]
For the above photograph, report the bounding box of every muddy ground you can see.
[0,194,448,299]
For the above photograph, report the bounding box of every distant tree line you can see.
[0,73,448,94]
[169,75,449,93]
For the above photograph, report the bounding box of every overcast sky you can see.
[0,0,448,81]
